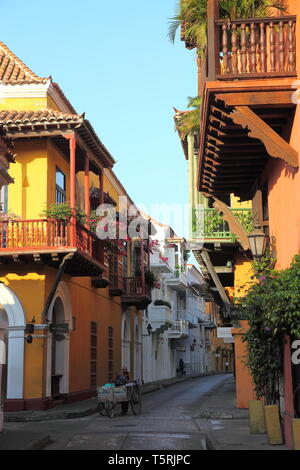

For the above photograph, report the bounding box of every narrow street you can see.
[4,374,229,451]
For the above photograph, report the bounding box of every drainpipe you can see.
[41,253,74,323]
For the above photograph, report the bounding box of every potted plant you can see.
[145,270,157,290]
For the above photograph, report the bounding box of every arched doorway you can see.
[46,281,72,399]
[121,312,131,371]
[0,284,26,400]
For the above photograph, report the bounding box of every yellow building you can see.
[0,42,151,411]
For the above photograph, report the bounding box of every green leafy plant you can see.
[145,270,158,290]
[41,203,86,225]
[192,208,253,239]
[169,0,288,55]
[235,254,300,403]
[175,96,202,139]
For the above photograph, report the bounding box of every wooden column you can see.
[63,134,77,246]
[207,0,219,80]
[99,169,104,206]
[140,228,145,293]
[84,153,91,217]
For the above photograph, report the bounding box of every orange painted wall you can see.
[233,256,256,408]
[232,322,256,408]
[267,0,300,271]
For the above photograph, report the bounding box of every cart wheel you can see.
[121,401,129,414]
[98,402,106,417]
[130,389,142,415]
[107,401,115,418]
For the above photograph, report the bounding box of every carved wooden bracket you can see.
[213,197,251,251]
[230,106,298,168]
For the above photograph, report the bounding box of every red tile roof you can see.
[0,109,115,168]
[0,108,83,127]
[0,42,47,84]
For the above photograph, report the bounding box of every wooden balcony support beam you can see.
[63,133,77,246]
[216,91,295,107]
[84,153,91,217]
[230,106,298,168]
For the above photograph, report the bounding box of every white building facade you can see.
[142,219,215,383]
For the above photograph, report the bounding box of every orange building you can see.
[190,0,300,449]
[0,42,152,412]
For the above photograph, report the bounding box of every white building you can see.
[142,218,215,383]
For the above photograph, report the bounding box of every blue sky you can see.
[2,1,197,236]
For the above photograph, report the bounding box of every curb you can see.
[204,431,221,451]
[4,406,98,423]
[4,372,222,423]
[198,408,249,420]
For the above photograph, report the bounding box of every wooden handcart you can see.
[97,382,142,418]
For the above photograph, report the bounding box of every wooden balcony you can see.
[203,15,297,85]
[109,273,124,297]
[198,11,298,202]
[0,219,104,277]
[121,277,151,310]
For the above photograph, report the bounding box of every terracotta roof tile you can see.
[0,42,47,84]
[0,109,114,169]
[0,108,83,127]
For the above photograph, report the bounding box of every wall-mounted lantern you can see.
[247,227,268,259]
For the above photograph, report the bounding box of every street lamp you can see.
[247,227,268,259]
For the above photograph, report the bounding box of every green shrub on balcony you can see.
[145,270,158,290]
[41,203,87,225]
[192,208,253,239]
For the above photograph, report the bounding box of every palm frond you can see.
[168,18,182,43]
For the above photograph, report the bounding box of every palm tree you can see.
[168,0,288,54]
[175,96,202,139]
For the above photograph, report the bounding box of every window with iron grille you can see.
[108,326,114,383]
[56,168,66,204]
[90,322,97,387]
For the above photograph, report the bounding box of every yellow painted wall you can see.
[233,255,255,408]
[46,95,62,112]
[0,96,48,111]
[234,256,253,298]
[0,93,65,113]
[47,141,70,208]
[231,195,252,209]
[8,140,48,219]
[0,269,46,399]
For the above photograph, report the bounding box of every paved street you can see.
[3,374,229,450]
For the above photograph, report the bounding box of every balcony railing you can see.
[123,277,149,297]
[0,219,104,263]
[201,12,297,87]
[168,321,189,339]
[176,310,199,326]
[192,208,252,240]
